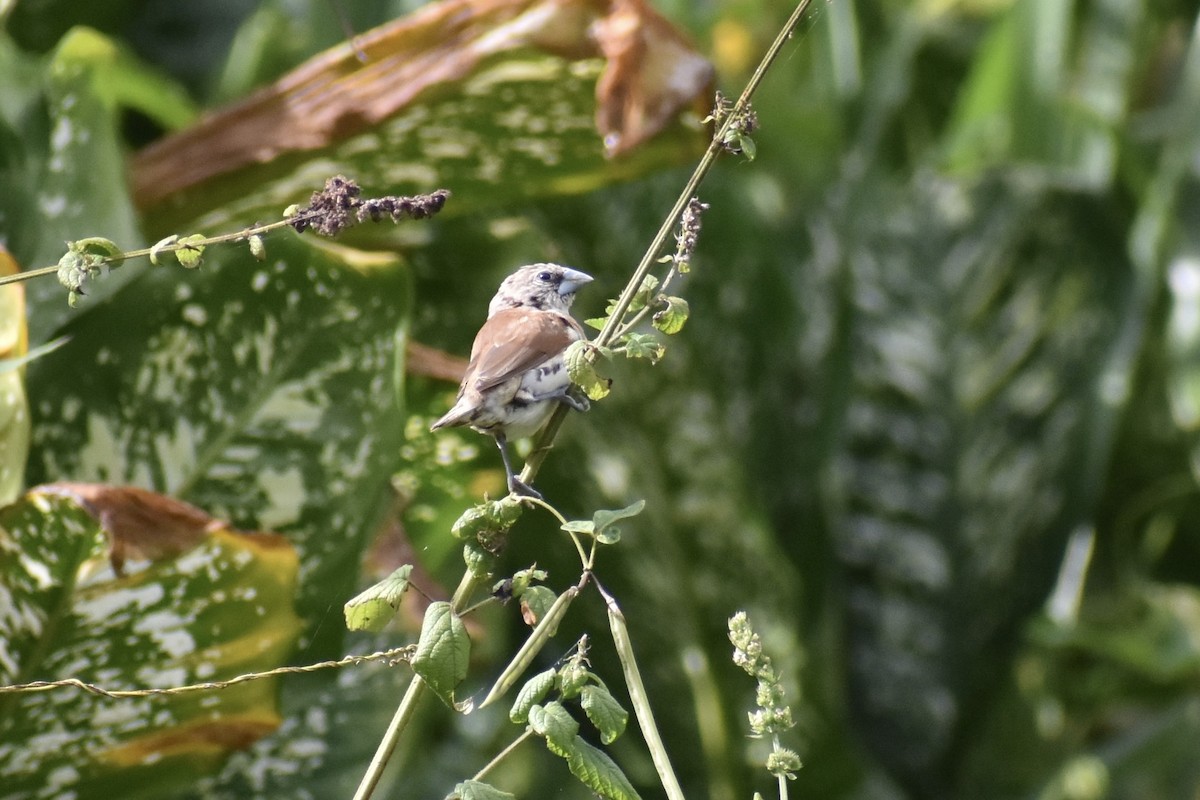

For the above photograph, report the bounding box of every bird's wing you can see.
[466,308,582,393]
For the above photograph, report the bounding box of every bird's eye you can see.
[537,270,554,282]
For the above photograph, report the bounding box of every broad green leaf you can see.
[412,601,470,708]
[564,736,642,800]
[50,27,196,130]
[24,27,144,339]
[25,233,410,655]
[0,246,27,505]
[528,701,579,757]
[0,487,301,800]
[343,564,414,633]
[581,685,629,745]
[510,668,557,724]
[463,541,498,579]
[447,780,517,800]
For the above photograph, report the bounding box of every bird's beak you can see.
[557,267,593,296]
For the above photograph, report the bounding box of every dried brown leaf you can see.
[130,0,712,207]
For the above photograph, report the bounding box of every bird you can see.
[431,263,594,498]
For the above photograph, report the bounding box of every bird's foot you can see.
[560,387,590,413]
[507,476,544,501]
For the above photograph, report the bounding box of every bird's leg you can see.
[494,433,543,499]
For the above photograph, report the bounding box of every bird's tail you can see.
[430,399,472,431]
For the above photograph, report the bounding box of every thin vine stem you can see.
[473,729,535,781]
[520,494,591,566]
[594,0,815,349]
[0,217,301,289]
[519,0,815,489]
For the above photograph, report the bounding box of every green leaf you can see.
[581,685,630,745]
[520,585,559,625]
[412,601,471,708]
[26,234,410,650]
[565,340,613,401]
[592,499,645,542]
[463,541,499,579]
[26,28,144,333]
[149,235,178,265]
[173,234,207,269]
[509,565,549,597]
[564,736,642,800]
[447,780,517,800]
[529,701,580,757]
[451,497,524,540]
[620,332,665,362]
[651,296,689,335]
[510,668,557,723]
[560,519,595,536]
[22,231,415,797]
[628,274,660,313]
[0,488,302,799]
[343,564,414,632]
[941,0,1138,188]
[557,664,589,703]
[735,134,756,161]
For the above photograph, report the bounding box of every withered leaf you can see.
[131,0,712,214]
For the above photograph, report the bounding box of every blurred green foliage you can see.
[3,0,1200,798]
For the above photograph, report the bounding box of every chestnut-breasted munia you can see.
[431,263,593,497]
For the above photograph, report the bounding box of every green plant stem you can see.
[354,569,483,800]
[351,674,428,800]
[520,495,590,566]
[598,579,685,800]
[0,219,298,288]
[473,729,535,781]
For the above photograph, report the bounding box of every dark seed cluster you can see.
[675,197,709,269]
[290,175,450,237]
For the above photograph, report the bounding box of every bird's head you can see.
[488,263,593,317]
